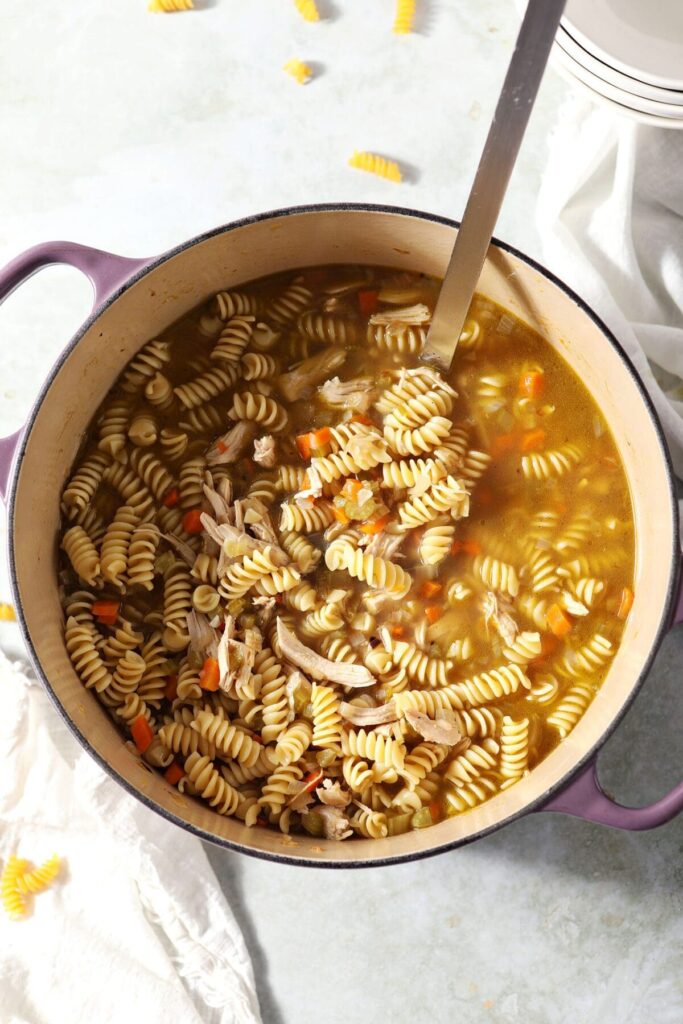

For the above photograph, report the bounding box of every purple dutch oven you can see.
[0,204,681,867]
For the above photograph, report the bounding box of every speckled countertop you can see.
[1,2,681,1022]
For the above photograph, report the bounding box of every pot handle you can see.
[0,241,150,500]
[537,758,683,830]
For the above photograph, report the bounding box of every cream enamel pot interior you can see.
[1,204,682,868]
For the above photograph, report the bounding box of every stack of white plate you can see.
[518,0,683,128]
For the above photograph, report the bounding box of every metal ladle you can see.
[423,0,567,370]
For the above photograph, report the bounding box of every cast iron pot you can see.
[1,204,682,867]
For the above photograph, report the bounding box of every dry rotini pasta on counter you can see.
[57,264,634,841]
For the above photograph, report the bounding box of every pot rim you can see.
[6,202,680,868]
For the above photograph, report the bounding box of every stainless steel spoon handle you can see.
[424,0,567,370]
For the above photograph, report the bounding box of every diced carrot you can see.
[428,799,442,824]
[92,600,120,625]
[358,289,380,316]
[617,587,634,620]
[341,478,363,499]
[359,514,389,535]
[462,540,482,556]
[332,505,350,524]
[349,414,373,426]
[310,427,331,450]
[296,433,312,460]
[96,613,118,627]
[302,768,323,793]
[419,579,443,599]
[519,370,545,398]
[164,675,178,701]
[425,604,443,625]
[199,656,220,691]
[547,603,572,638]
[131,715,154,754]
[164,761,185,786]
[490,433,516,459]
[162,487,179,508]
[520,428,546,452]
[182,509,204,535]
[389,623,405,638]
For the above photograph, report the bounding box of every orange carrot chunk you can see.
[131,714,154,754]
[359,514,389,535]
[332,505,350,524]
[92,600,120,625]
[617,587,634,620]
[425,604,443,624]
[162,487,179,507]
[547,603,572,638]
[199,656,220,691]
[462,540,482,556]
[296,433,312,460]
[520,428,546,452]
[519,370,545,398]
[310,426,331,450]
[164,761,185,786]
[419,580,443,599]
[182,509,204,535]
[358,289,380,316]
[389,623,405,638]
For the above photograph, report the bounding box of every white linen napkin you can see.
[536,95,683,478]
[0,646,261,1024]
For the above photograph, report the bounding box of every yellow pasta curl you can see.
[148,0,194,10]
[348,151,402,183]
[393,0,416,34]
[294,0,319,21]
[283,59,313,85]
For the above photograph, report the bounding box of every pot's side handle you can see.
[537,758,683,830]
[0,241,151,500]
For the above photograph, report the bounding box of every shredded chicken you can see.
[316,804,353,841]
[277,347,347,403]
[206,421,256,465]
[186,610,218,657]
[369,303,432,326]
[276,619,374,687]
[316,780,352,809]
[339,700,398,727]
[247,505,281,548]
[404,709,464,746]
[319,375,378,414]
[217,620,262,694]
[482,591,518,645]
[364,531,405,561]
[253,594,277,628]
[163,532,196,567]
[293,463,324,505]
[253,434,277,468]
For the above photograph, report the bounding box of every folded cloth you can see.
[536,95,683,478]
[0,649,261,1024]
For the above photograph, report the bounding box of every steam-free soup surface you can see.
[58,264,634,840]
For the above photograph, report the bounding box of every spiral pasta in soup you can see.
[58,263,634,840]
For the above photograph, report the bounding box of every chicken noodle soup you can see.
[58,265,634,840]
